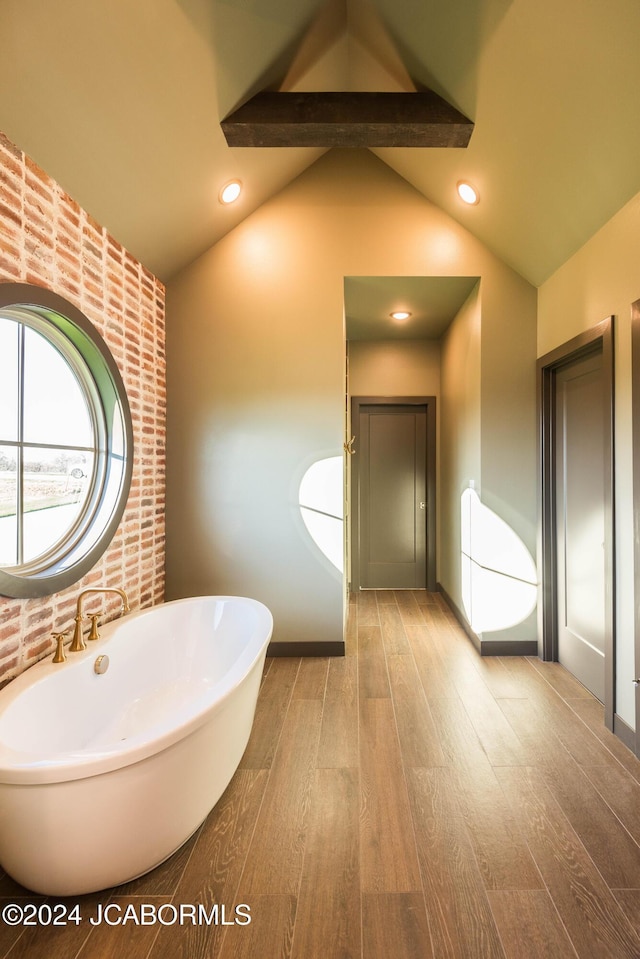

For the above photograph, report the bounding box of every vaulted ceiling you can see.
[1,0,640,287]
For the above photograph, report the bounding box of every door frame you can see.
[350,395,437,591]
[537,317,615,729]
[631,300,640,755]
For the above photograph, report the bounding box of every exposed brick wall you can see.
[0,131,165,683]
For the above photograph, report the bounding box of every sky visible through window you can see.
[0,316,95,567]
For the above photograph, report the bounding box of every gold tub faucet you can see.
[69,587,130,652]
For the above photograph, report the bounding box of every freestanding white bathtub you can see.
[0,595,273,896]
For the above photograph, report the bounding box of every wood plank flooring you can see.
[3,589,640,957]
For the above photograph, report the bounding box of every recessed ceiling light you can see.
[219,179,242,204]
[390,311,412,321]
[457,181,479,205]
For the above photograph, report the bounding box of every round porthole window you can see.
[0,284,133,598]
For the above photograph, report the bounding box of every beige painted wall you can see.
[166,149,537,648]
[539,189,640,730]
[439,283,481,612]
[348,338,441,397]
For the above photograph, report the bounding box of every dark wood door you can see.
[555,348,606,701]
[355,404,427,589]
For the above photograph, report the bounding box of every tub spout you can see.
[69,588,130,652]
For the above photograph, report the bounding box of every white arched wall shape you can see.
[461,487,537,634]
[298,456,344,574]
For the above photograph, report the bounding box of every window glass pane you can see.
[23,327,94,447]
[111,405,125,457]
[0,445,17,566]
[0,318,19,442]
[22,448,94,564]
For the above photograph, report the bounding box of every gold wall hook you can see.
[343,435,356,455]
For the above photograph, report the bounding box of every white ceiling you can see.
[1,0,640,287]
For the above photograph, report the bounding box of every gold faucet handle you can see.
[52,632,68,664]
[87,612,101,642]
[69,612,86,652]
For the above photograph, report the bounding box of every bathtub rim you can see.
[0,595,273,786]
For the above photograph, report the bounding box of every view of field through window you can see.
[0,316,96,567]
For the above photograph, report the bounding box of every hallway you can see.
[2,589,640,958]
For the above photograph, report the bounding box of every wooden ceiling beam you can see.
[221,91,473,148]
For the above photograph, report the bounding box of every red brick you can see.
[59,203,81,229]
[84,211,104,236]
[59,192,81,217]
[0,256,20,279]
[0,132,22,159]
[25,638,53,661]
[0,177,22,209]
[0,201,22,229]
[25,154,53,186]
[25,172,54,206]
[25,270,54,288]
[0,130,165,685]
[25,225,54,251]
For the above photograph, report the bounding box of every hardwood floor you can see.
[3,589,640,957]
